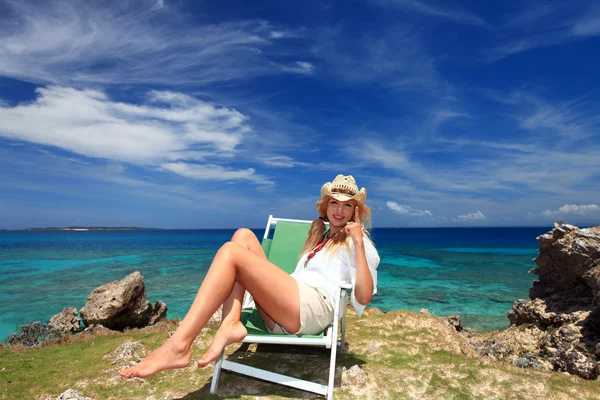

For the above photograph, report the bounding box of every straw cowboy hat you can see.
[320,174,367,204]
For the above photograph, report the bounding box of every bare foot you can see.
[120,339,192,378]
[198,320,247,368]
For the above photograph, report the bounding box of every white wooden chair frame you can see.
[210,216,351,399]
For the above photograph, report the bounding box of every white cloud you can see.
[432,109,468,127]
[279,61,315,75]
[259,156,306,168]
[387,201,433,216]
[313,25,449,94]
[270,31,286,39]
[509,92,598,140]
[572,6,600,36]
[543,204,600,217]
[0,86,273,185]
[372,0,487,27]
[269,29,306,39]
[0,86,250,163]
[0,0,305,86]
[160,163,273,186]
[486,4,600,61]
[456,211,486,221]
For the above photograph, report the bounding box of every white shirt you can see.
[291,235,380,317]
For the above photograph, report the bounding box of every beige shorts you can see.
[267,281,334,335]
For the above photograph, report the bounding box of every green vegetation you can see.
[1,310,599,400]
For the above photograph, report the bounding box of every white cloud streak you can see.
[505,91,600,140]
[543,204,600,217]
[259,156,309,168]
[387,201,433,216]
[371,0,487,27]
[432,109,468,128]
[312,25,448,94]
[456,211,486,221]
[487,3,600,61]
[278,61,315,75]
[160,163,274,186]
[0,0,307,86]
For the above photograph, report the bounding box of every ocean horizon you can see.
[0,226,551,341]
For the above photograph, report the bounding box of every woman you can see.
[120,174,379,379]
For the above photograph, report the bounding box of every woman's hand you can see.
[346,206,372,305]
[344,206,364,245]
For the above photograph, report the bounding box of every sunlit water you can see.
[0,227,548,340]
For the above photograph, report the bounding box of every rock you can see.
[82,324,111,334]
[103,340,145,365]
[498,223,600,380]
[79,272,166,331]
[148,300,167,326]
[515,353,548,371]
[342,364,369,385]
[44,389,93,400]
[48,307,81,335]
[208,306,223,325]
[538,324,599,379]
[461,327,477,338]
[7,321,48,347]
[445,314,463,331]
[529,223,600,306]
[473,339,512,360]
[508,298,580,327]
[562,349,598,379]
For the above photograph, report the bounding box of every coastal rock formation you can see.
[79,272,167,331]
[477,222,600,380]
[48,307,81,335]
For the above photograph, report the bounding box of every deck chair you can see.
[210,215,351,399]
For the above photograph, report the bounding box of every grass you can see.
[1,309,600,400]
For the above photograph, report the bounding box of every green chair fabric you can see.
[264,220,310,273]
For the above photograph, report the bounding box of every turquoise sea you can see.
[0,227,549,340]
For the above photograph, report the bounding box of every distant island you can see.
[23,227,161,231]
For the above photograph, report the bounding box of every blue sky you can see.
[1,0,599,229]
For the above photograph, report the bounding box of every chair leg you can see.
[327,331,338,400]
[209,351,225,394]
[339,305,347,350]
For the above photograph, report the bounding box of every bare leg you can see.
[199,229,276,367]
[120,229,299,378]
[197,281,247,368]
[230,229,278,330]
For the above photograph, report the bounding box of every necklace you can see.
[327,229,340,239]
[304,229,338,268]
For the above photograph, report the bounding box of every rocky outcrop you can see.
[48,307,81,335]
[528,222,600,308]
[476,222,600,380]
[79,272,167,331]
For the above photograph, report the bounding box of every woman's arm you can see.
[345,207,374,305]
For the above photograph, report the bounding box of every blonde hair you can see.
[300,195,372,257]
